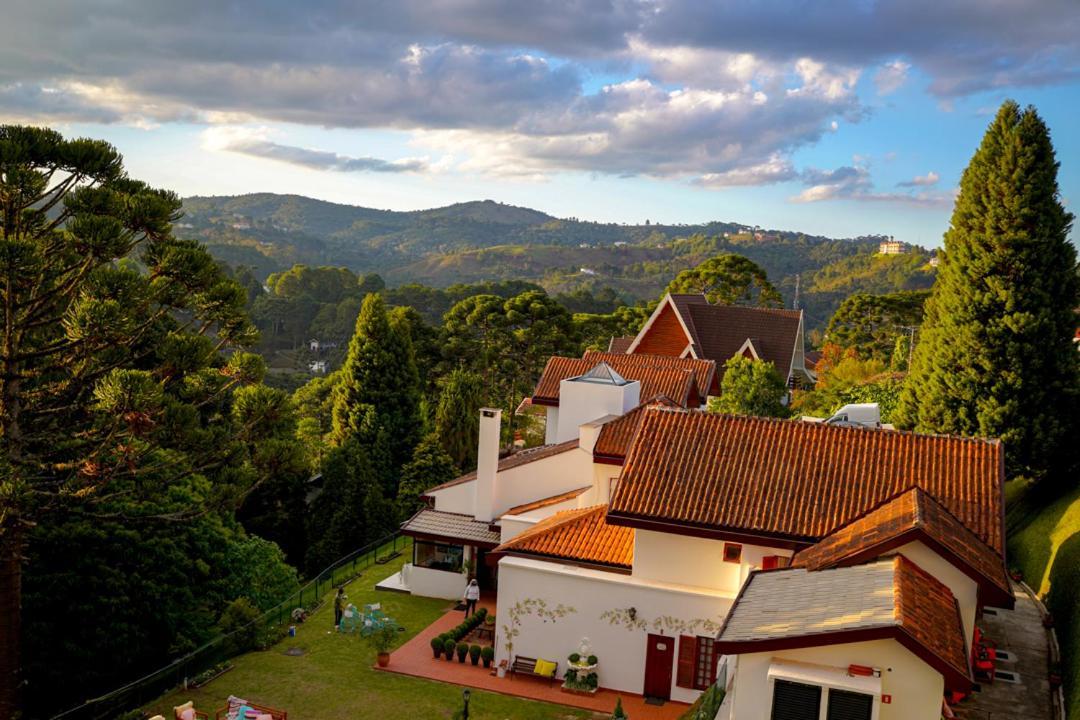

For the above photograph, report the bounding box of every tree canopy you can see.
[666,254,782,307]
[709,356,789,418]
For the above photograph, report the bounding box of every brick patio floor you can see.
[375,595,690,720]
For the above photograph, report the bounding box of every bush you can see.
[218,597,261,655]
[612,697,628,719]
[443,638,456,659]
[585,672,598,689]
[370,624,397,655]
[481,646,495,663]
[587,655,598,665]
[456,642,469,662]
[569,652,581,663]
[469,644,481,664]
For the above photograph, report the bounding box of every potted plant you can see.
[443,638,456,661]
[481,646,495,669]
[370,624,396,668]
[497,658,508,678]
[469,644,482,666]
[456,641,469,663]
[612,697,628,719]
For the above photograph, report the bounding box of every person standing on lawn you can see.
[333,587,346,630]
[463,579,480,617]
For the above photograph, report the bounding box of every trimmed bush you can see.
[430,636,443,658]
[443,638,456,661]
[456,642,469,662]
[569,652,581,663]
[469,644,482,665]
[481,645,494,667]
[587,655,598,665]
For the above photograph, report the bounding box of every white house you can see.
[385,356,1010,717]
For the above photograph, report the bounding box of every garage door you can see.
[826,689,874,720]
[770,680,821,720]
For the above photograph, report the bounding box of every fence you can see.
[51,532,409,720]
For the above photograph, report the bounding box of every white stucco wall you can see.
[553,377,640,444]
[495,556,736,704]
[727,639,945,720]
[544,406,559,445]
[896,541,979,651]
[428,447,595,518]
[499,516,539,543]
[405,564,468,600]
[632,530,793,594]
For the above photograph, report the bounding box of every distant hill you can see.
[180,193,936,333]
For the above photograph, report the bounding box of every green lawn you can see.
[1007,481,1080,595]
[146,551,592,720]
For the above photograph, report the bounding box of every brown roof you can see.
[504,486,591,516]
[401,509,503,547]
[792,487,1012,607]
[592,395,681,463]
[679,301,803,381]
[715,555,971,691]
[531,352,713,408]
[424,439,580,494]
[607,336,635,353]
[493,505,635,570]
[608,408,1004,554]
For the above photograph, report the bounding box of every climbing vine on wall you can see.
[501,598,576,656]
[600,607,723,636]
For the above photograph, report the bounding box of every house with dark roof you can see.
[620,293,814,391]
[381,348,1012,717]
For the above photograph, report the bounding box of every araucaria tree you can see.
[896,102,1079,483]
[666,254,782,307]
[0,126,285,715]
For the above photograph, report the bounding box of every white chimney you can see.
[554,363,640,443]
[474,408,501,522]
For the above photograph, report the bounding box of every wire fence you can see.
[51,532,409,720]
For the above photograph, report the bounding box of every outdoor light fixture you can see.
[462,688,471,720]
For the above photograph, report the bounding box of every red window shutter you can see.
[676,635,697,689]
[763,555,778,570]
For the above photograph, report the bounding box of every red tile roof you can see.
[792,487,1012,607]
[715,555,971,691]
[531,352,713,408]
[607,336,635,353]
[592,395,681,463]
[504,486,591,516]
[423,439,580,495]
[680,301,803,381]
[608,408,1004,555]
[493,505,635,570]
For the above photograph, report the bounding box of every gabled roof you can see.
[401,509,502,548]
[423,439,580,495]
[531,352,712,408]
[493,505,634,571]
[607,336,635,353]
[503,486,591,516]
[792,487,1013,608]
[607,408,1005,555]
[592,395,681,464]
[715,555,971,691]
[629,294,803,382]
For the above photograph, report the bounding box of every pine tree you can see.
[398,434,460,518]
[896,101,1079,483]
[331,293,421,487]
[434,368,485,471]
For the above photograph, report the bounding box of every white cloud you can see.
[874,60,911,95]
[898,171,940,187]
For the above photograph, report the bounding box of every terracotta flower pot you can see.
[377,652,390,668]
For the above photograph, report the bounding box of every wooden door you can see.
[643,634,675,700]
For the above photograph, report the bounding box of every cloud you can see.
[791,164,951,205]
[898,171,940,187]
[874,60,910,95]
[211,138,431,175]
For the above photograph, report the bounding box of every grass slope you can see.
[146,552,589,720]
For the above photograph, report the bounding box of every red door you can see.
[643,634,675,700]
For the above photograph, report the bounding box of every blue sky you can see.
[2,1,1078,247]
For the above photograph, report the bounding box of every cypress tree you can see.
[434,368,485,471]
[896,101,1079,483]
[398,434,460,518]
[331,293,421,483]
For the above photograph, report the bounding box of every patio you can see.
[375,593,690,720]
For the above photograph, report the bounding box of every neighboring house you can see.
[620,293,814,391]
[878,238,905,255]
[387,355,1009,716]
[308,360,327,374]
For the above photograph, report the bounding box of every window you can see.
[826,689,873,720]
[770,680,821,720]
[723,543,742,563]
[676,636,720,690]
[413,541,464,572]
[762,555,791,570]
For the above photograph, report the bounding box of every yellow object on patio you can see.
[533,658,557,678]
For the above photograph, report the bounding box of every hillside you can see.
[182,193,937,333]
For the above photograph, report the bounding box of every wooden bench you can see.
[510,655,558,686]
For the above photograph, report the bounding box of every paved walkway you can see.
[375,596,689,720]
[954,583,1054,720]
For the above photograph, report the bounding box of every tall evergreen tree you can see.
[434,368,485,471]
[896,101,1079,483]
[666,254,782,307]
[397,434,459,518]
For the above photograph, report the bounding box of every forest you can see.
[2,101,1079,719]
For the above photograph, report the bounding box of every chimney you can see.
[474,408,501,522]
[554,363,640,443]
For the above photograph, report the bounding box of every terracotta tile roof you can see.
[531,352,713,408]
[715,555,971,690]
[423,439,580,494]
[792,487,1012,607]
[608,408,1004,554]
[493,505,635,570]
[592,395,681,463]
[607,336,635,353]
[680,302,802,381]
[401,509,502,547]
[503,486,591,516]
